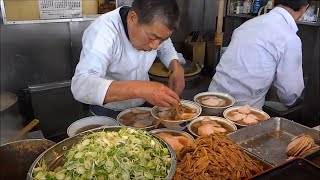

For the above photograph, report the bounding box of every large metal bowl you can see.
[0,139,55,180]
[27,126,176,180]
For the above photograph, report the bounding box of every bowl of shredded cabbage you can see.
[27,127,176,180]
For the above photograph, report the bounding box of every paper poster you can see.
[38,0,82,19]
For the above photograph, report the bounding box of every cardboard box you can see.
[185,41,206,65]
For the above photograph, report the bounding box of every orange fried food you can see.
[174,133,263,180]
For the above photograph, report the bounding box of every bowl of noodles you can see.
[151,100,202,130]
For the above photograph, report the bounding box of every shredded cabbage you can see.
[33,128,171,180]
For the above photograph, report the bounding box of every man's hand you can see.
[138,81,180,107]
[168,59,185,95]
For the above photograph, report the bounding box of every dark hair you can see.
[131,0,180,30]
[274,0,312,11]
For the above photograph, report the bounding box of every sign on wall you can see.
[38,0,83,19]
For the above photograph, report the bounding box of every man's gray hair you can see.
[131,0,180,30]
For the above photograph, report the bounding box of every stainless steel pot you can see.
[0,139,55,180]
[0,91,24,144]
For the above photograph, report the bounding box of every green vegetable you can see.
[33,128,171,180]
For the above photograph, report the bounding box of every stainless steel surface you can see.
[69,21,93,73]
[227,117,320,166]
[27,126,177,180]
[2,16,98,25]
[0,139,55,180]
[116,0,133,7]
[26,81,88,139]
[0,22,73,92]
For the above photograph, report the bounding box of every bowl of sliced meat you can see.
[223,105,270,127]
[194,92,235,116]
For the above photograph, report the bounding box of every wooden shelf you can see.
[297,20,320,27]
[227,13,320,27]
[227,13,255,19]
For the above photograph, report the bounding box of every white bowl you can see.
[151,100,202,130]
[223,106,270,127]
[187,116,237,137]
[194,92,235,116]
[67,116,118,137]
[116,107,156,130]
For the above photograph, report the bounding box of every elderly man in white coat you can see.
[209,0,311,109]
[71,0,185,117]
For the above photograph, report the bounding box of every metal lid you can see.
[0,91,18,112]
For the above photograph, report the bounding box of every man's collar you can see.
[272,7,299,33]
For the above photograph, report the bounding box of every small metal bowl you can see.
[151,100,202,130]
[188,116,237,137]
[116,107,156,131]
[194,92,235,116]
[223,106,270,127]
[67,116,118,137]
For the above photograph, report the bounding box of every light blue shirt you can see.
[209,7,304,109]
[71,7,178,111]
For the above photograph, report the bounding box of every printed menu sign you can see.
[38,0,82,19]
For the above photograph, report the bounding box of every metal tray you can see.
[249,158,320,179]
[227,117,320,165]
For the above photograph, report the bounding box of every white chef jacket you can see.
[71,7,179,111]
[209,7,304,109]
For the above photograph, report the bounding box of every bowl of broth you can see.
[188,116,237,137]
[67,116,118,137]
[194,92,235,116]
[150,128,195,154]
[151,100,202,130]
[117,107,156,130]
[223,105,270,127]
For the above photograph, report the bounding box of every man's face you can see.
[127,11,173,51]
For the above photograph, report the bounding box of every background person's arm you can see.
[274,37,304,106]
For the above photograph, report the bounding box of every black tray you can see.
[305,149,320,167]
[249,158,320,180]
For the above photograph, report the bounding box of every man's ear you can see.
[128,11,139,24]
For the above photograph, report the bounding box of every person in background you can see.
[71,0,185,117]
[209,0,311,109]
